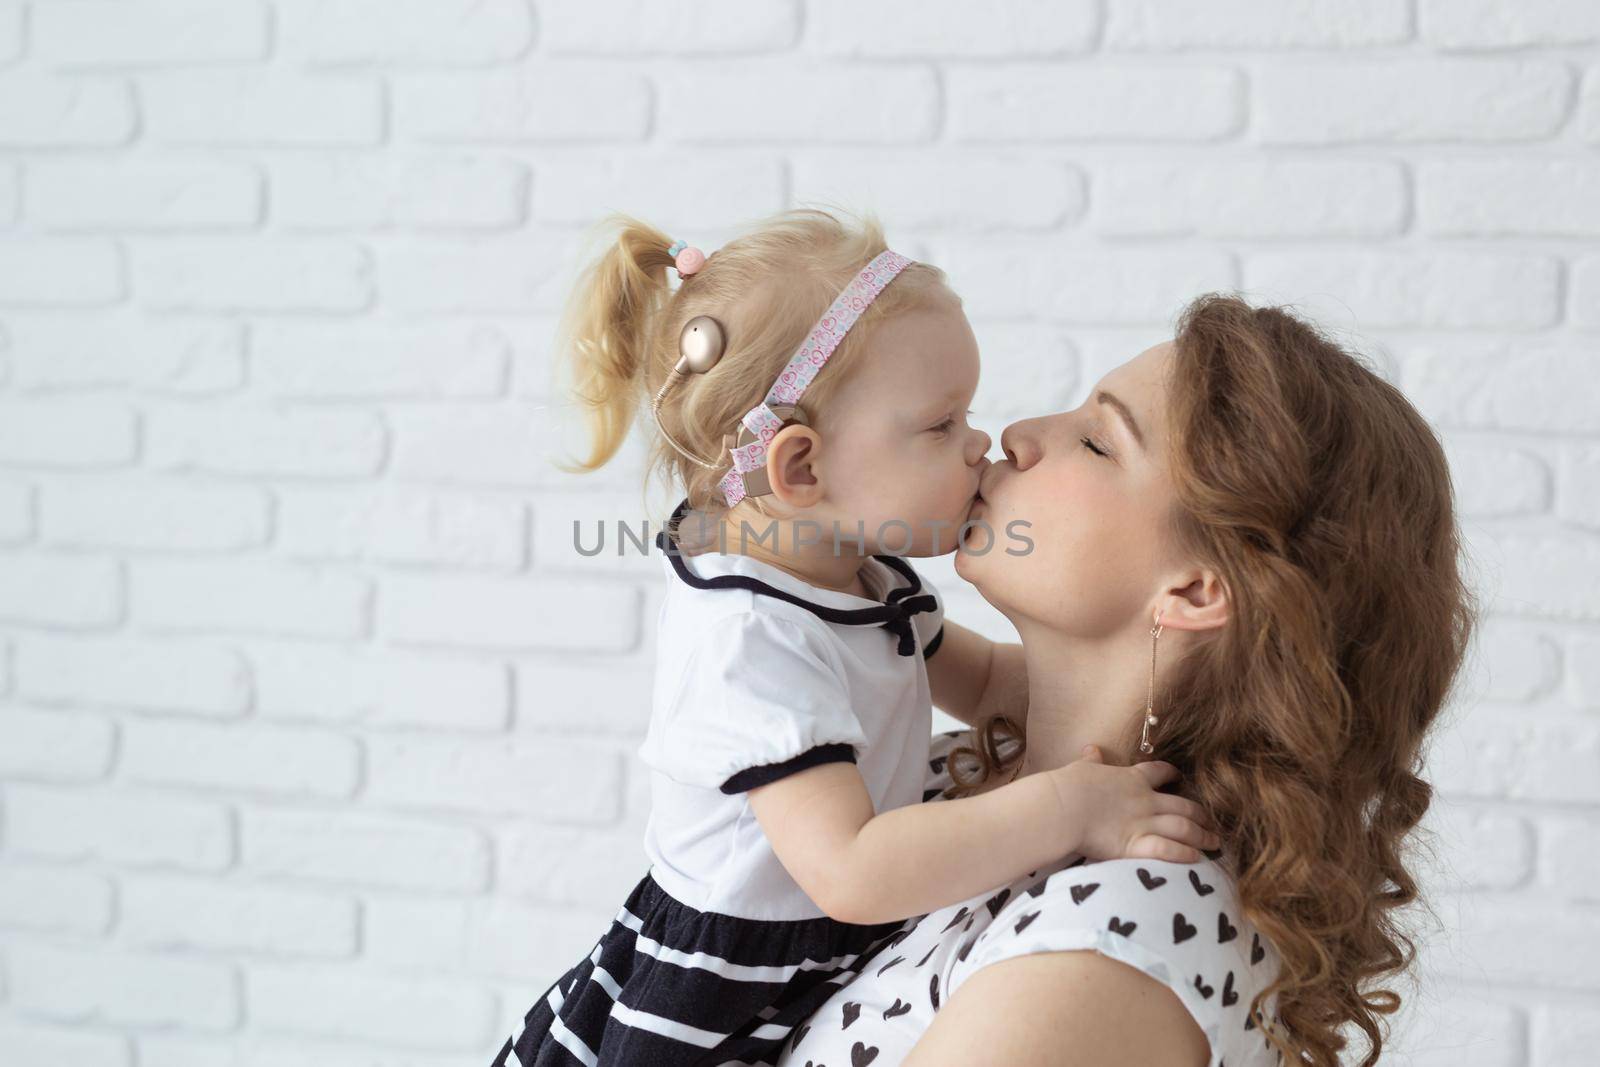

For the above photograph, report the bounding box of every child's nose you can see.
[967,428,992,464]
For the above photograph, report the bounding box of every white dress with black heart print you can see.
[773,730,1288,1067]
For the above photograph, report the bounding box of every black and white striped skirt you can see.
[493,869,910,1066]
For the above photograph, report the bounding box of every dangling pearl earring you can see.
[1139,606,1165,755]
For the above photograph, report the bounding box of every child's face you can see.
[814,293,992,557]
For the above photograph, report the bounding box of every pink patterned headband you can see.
[717,248,914,506]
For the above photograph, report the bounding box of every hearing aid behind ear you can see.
[651,315,735,471]
[721,403,807,499]
[652,314,809,498]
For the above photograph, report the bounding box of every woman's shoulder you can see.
[949,853,1287,1065]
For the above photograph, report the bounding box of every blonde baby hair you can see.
[553,206,956,523]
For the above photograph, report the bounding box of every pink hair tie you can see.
[667,238,705,277]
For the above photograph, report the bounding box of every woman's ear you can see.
[764,424,824,507]
[1154,569,1229,632]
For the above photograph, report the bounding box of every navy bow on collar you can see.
[878,585,938,657]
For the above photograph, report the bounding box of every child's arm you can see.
[748,751,1219,926]
[926,620,1028,734]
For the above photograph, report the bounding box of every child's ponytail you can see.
[557,214,679,474]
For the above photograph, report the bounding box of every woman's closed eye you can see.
[1080,434,1110,457]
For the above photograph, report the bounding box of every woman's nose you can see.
[999,418,1043,471]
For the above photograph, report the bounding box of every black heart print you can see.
[1109,916,1137,937]
[1218,911,1237,943]
[1245,1008,1257,1031]
[1195,973,1214,999]
[929,755,948,773]
[915,942,938,967]
[876,955,905,977]
[939,907,969,933]
[922,787,943,802]
[1251,932,1265,964]
[1222,970,1238,1007]
[791,1023,810,1051]
[1015,910,1040,934]
[1070,882,1101,905]
[884,998,911,1019]
[1173,912,1198,944]
[853,1041,880,1066]
[842,1001,861,1029]
[957,937,976,963]
[1026,878,1048,898]
[1138,867,1168,890]
[930,972,941,1011]
[1189,869,1216,896]
[984,888,1011,918]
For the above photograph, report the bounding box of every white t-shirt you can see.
[774,731,1288,1067]
[638,502,946,922]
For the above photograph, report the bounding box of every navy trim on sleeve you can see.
[719,742,858,795]
[922,624,945,660]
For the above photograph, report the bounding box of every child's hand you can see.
[1046,744,1220,864]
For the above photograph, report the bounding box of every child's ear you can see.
[765,425,824,507]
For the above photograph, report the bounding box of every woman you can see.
[773,294,1476,1067]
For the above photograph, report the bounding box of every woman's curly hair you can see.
[944,293,1477,1067]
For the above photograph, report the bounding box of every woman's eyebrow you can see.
[1096,390,1145,450]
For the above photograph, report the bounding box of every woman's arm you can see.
[926,619,1028,733]
[899,951,1210,1067]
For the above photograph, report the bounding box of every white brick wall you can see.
[0,2,1594,1064]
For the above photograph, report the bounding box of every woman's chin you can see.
[954,519,984,571]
